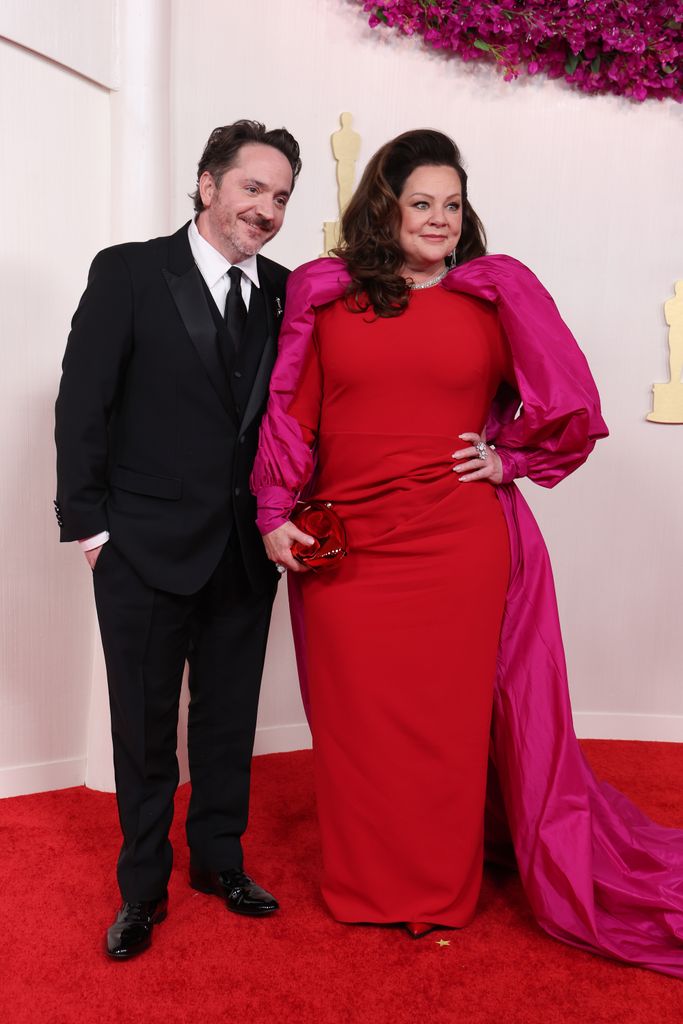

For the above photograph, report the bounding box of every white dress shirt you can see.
[79,219,259,551]
[187,216,259,312]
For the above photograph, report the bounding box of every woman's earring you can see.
[446,248,457,269]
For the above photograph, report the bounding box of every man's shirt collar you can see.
[188,218,260,289]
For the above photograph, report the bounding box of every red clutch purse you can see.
[290,500,347,571]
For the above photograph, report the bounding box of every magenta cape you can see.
[251,255,683,978]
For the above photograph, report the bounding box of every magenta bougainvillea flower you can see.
[360,1,683,101]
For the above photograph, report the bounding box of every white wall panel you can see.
[172,0,683,738]
[0,0,118,88]
[1,0,680,802]
[0,39,110,795]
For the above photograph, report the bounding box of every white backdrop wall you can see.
[171,0,683,740]
[0,26,111,796]
[0,0,681,798]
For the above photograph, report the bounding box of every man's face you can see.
[198,143,293,262]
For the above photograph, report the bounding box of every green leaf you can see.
[473,39,491,52]
[662,64,675,74]
[591,55,601,73]
[565,53,580,75]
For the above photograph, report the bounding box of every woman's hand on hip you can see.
[263,521,314,574]
[451,432,503,484]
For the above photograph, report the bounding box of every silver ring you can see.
[275,564,286,574]
[475,441,488,461]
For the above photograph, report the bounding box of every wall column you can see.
[85,0,172,790]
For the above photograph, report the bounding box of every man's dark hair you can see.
[192,120,302,213]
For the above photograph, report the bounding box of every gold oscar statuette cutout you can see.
[322,112,361,257]
[647,281,683,424]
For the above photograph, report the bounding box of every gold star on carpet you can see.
[436,938,450,947]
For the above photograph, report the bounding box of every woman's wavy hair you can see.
[333,129,486,318]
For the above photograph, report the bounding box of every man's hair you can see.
[192,120,302,214]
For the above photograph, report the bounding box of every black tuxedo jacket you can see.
[55,223,287,595]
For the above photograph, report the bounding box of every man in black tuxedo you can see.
[54,121,303,959]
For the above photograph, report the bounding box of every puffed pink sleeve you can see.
[446,255,608,488]
[251,258,349,534]
[288,334,323,450]
[255,336,323,532]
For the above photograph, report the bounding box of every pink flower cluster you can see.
[361,1,683,101]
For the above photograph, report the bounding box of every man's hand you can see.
[263,522,314,573]
[84,545,104,570]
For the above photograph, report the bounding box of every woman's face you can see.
[397,164,462,276]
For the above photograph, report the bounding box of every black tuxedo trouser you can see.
[92,535,276,902]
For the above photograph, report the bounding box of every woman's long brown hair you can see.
[333,129,486,318]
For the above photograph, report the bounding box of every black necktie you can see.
[225,267,247,351]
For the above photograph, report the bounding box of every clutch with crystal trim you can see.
[291,500,347,571]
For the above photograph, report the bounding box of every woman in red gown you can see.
[262,130,513,936]
[253,131,683,977]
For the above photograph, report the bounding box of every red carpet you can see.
[1,741,682,1024]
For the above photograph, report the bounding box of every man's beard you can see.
[229,217,274,258]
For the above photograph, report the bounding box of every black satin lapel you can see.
[239,276,279,433]
[163,267,231,412]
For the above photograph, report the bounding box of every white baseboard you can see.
[4,716,679,800]
[573,712,683,743]
[71,721,313,795]
[253,721,312,756]
[0,757,87,799]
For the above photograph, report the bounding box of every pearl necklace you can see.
[407,266,449,290]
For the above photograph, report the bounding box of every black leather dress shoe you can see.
[189,865,279,916]
[105,896,168,959]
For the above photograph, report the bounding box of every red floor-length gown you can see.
[288,285,513,927]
